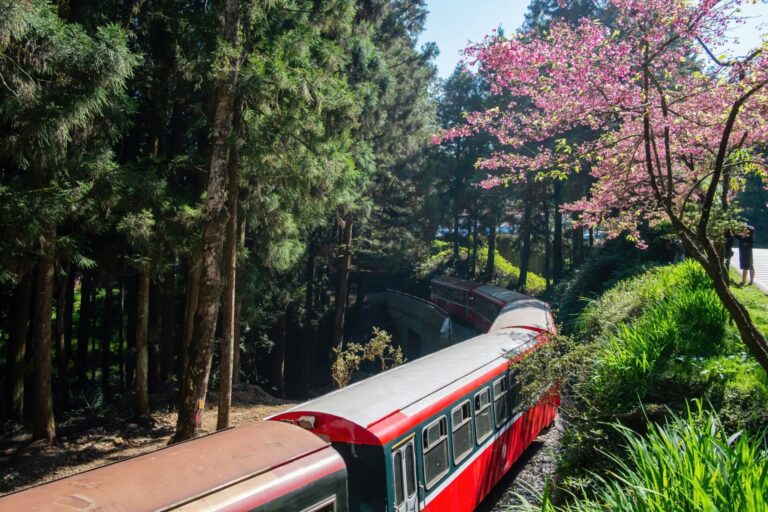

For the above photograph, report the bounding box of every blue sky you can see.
[419,1,768,79]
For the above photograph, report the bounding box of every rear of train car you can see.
[0,421,347,512]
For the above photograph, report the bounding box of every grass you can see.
[731,270,768,335]
[515,402,768,512]
[521,259,768,501]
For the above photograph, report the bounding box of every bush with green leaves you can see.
[577,261,730,409]
[514,402,768,512]
[516,259,768,493]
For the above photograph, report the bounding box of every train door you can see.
[392,439,418,512]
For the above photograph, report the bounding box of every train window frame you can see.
[405,443,416,499]
[301,496,336,512]
[493,376,510,427]
[422,416,450,489]
[451,400,473,465]
[474,388,493,445]
[393,450,404,506]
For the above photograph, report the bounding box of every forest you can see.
[0,0,575,449]
[2,0,768,509]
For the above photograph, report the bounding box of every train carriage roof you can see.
[271,328,538,444]
[489,299,555,334]
[0,422,337,511]
[431,276,482,291]
[474,284,530,305]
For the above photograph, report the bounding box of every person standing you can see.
[739,226,756,286]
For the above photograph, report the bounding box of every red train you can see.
[430,276,556,334]
[0,277,557,512]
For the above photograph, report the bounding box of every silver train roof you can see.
[489,299,553,333]
[277,328,538,429]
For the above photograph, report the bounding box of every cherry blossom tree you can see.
[437,0,768,371]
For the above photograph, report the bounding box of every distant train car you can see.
[269,327,558,512]
[471,285,530,333]
[0,421,348,512]
[430,276,482,321]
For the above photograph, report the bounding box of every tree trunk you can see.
[6,272,33,421]
[470,217,479,279]
[126,276,137,387]
[553,182,564,282]
[135,269,150,417]
[233,298,243,385]
[101,282,113,393]
[571,212,584,266]
[484,216,497,280]
[232,213,246,386]
[148,281,162,391]
[31,225,56,442]
[273,310,287,398]
[687,239,768,373]
[181,261,201,373]
[64,267,75,379]
[217,125,239,430]
[171,0,241,443]
[544,195,552,289]
[90,307,97,383]
[452,209,460,261]
[332,218,353,350]
[518,189,534,290]
[76,271,93,389]
[160,270,175,384]
[118,283,126,391]
[303,240,317,396]
[55,266,71,409]
[452,140,463,262]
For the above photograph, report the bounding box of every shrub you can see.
[588,262,730,409]
[514,402,768,512]
[528,260,767,484]
[331,328,404,388]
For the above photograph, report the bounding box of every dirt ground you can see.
[0,384,295,496]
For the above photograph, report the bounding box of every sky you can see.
[419,0,768,79]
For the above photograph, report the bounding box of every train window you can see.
[494,376,510,427]
[451,400,472,465]
[474,388,493,444]
[405,444,416,498]
[422,416,449,489]
[302,496,336,512]
[394,451,404,505]
[474,297,500,322]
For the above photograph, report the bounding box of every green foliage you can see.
[517,260,768,494]
[331,327,404,388]
[515,403,768,512]
[545,236,670,333]
[418,240,546,295]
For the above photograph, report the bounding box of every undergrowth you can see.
[515,259,768,507]
[515,402,768,512]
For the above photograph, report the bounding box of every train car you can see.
[0,421,348,512]
[488,299,556,335]
[269,327,558,512]
[471,285,530,333]
[429,276,482,322]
